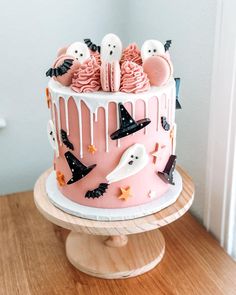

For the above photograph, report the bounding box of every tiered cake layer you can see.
[48,78,176,209]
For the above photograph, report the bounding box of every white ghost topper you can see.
[141,40,165,62]
[106,144,149,184]
[100,33,122,62]
[47,120,59,157]
[66,42,90,64]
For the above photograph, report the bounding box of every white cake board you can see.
[45,171,182,221]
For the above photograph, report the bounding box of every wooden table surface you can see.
[1,191,236,295]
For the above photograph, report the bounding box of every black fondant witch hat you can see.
[158,155,177,185]
[110,103,151,140]
[174,78,182,109]
[65,151,96,185]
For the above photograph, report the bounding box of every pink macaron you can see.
[101,61,121,92]
[143,55,173,87]
[52,54,81,86]
[57,46,68,57]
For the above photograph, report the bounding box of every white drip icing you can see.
[51,92,61,145]
[51,102,56,127]
[48,79,175,158]
[94,108,98,122]
[167,97,170,122]
[116,103,121,147]
[130,101,135,137]
[52,98,61,145]
[90,111,94,145]
[50,93,60,158]
[75,99,83,158]
[64,96,70,135]
[104,104,109,152]
[131,101,135,118]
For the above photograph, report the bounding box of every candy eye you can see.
[75,50,78,53]
[108,44,111,47]
[148,49,151,53]
[153,49,157,52]
[135,156,139,159]
[113,45,116,48]
[131,155,134,158]
[80,53,83,57]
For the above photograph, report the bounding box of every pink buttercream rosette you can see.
[90,49,101,65]
[120,43,142,66]
[71,57,101,93]
[120,61,150,93]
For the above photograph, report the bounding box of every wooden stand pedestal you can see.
[34,167,194,279]
[66,230,165,279]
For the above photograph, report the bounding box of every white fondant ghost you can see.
[141,40,165,62]
[66,42,90,64]
[101,33,122,62]
[106,144,149,184]
[47,120,59,157]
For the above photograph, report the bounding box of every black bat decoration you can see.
[164,40,172,52]
[174,78,182,109]
[84,38,101,53]
[161,116,170,131]
[46,59,74,77]
[85,183,109,199]
[61,129,74,150]
[158,155,177,185]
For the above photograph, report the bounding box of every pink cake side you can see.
[48,79,176,209]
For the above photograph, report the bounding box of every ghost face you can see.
[141,40,165,62]
[106,144,149,184]
[66,42,90,64]
[101,33,122,62]
[47,120,59,157]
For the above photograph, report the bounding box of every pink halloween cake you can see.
[46,34,180,211]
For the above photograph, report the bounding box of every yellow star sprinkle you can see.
[88,144,97,154]
[118,187,132,201]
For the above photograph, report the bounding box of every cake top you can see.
[46,33,173,94]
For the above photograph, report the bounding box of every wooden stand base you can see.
[66,230,165,279]
[34,166,194,279]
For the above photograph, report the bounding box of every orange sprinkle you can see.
[88,144,97,154]
[56,171,66,186]
[45,87,52,109]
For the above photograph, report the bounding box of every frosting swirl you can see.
[120,61,150,93]
[90,49,101,65]
[121,43,142,65]
[71,57,101,93]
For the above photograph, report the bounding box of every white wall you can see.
[0,0,217,222]
[125,0,217,220]
[0,0,128,195]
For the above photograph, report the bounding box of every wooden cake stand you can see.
[34,166,194,279]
